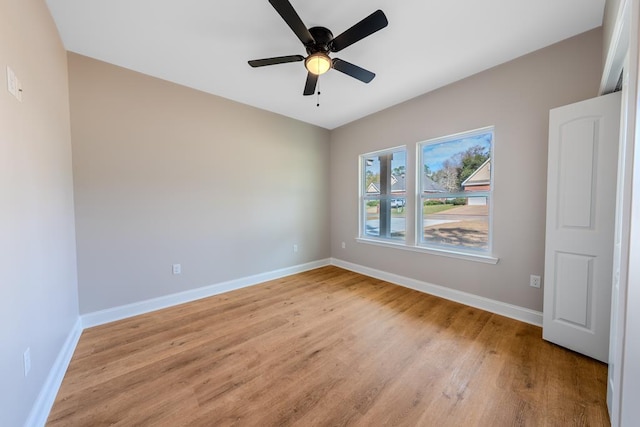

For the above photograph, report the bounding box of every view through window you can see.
[361,148,407,241]
[418,128,493,254]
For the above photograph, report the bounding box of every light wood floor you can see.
[48,266,609,426]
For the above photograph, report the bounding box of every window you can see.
[418,127,494,255]
[360,147,407,241]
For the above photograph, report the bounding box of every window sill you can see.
[355,238,499,264]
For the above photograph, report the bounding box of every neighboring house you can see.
[366,174,406,197]
[422,174,446,194]
[391,173,406,196]
[461,158,490,205]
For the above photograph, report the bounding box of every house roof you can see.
[461,158,491,187]
[366,174,406,194]
[366,182,379,194]
[422,175,446,193]
[391,174,405,193]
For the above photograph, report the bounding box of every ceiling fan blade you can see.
[269,0,315,46]
[330,10,388,52]
[303,72,318,96]
[332,58,375,83]
[248,55,305,67]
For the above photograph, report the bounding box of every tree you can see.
[458,145,489,185]
[433,159,459,192]
[430,145,489,191]
[365,170,380,191]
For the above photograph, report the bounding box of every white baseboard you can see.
[330,258,543,327]
[81,256,541,330]
[25,317,83,427]
[81,259,331,328]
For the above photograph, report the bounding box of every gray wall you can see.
[0,0,79,426]
[67,53,331,314]
[330,29,603,312]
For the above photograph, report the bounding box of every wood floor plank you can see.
[48,266,609,426]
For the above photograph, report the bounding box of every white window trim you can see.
[356,132,500,265]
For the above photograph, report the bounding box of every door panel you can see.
[543,91,621,363]
[554,252,592,328]
[558,121,596,228]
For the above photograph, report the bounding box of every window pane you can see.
[419,128,493,254]
[364,156,380,195]
[422,196,489,250]
[361,148,406,241]
[422,133,492,194]
[363,199,406,240]
[364,199,380,237]
[390,199,406,239]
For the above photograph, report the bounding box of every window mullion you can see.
[379,154,391,238]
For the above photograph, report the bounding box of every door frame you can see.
[600,0,640,425]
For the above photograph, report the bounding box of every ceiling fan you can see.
[248,0,388,96]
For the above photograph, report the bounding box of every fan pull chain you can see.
[316,78,321,107]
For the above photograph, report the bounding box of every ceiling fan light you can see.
[305,53,332,75]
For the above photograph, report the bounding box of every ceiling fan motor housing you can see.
[307,27,334,54]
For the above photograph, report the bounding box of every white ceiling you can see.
[46,0,606,130]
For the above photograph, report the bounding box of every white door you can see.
[543,91,621,363]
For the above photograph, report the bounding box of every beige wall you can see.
[67,53,331,314]
[330,29,603,312]
[0,0,79,425]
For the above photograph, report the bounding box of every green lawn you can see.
[423,204,456,215]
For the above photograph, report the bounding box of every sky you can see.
[422,132,492,173]
[364,132,491,176]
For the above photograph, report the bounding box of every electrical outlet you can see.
[24,348,31,377]
[172,264,181,275]
[293,244,298,253]
[7,66,17,97]
[341,241,346,249]
[530,275,541,288]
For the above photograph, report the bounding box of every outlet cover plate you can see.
[530,275,541,288]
